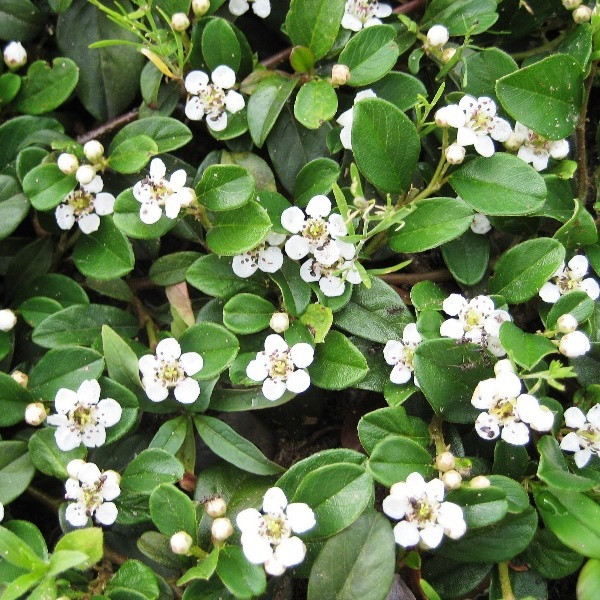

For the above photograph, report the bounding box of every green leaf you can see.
[294,158,340,207]
[101,325,142,396]
[0,441,35,504]
[15,57,79,114]
[269,259,312,317]
[441,229,490,286]
[294,80,338,129]
[422,0,498,35]
[196,165,254,212]
[0,372,34,427]
[108,135,158,174]
[446,486,508,529]
[578,559,600,599]
[106,559,159,600]
[0,0,44,41]
[352,98,420,194]
[0,175,29,241]
[389,197,474,252]
[487,475,529,514]
[54,528,103,570]
[0,526,46,571]
[149,483,197,538]
[109,117,192,153]
[462,48,518,100]
[554,198,598,248]
[285,0,345,60]
[14,273,89,307]
[113,188,177,239]
[410,281,446,312]
[309,330,368,390]
[28,427,86,479]
[149,251,201,286]
[193,415,283,475]
[499,322,557,370]
[307,512,395,600]
[216,546,266,599]
[537,435,595,492]
[489,237,566,304]
[121,449,184,495]
[0,72,21,105]
[338,25,399,87]
[22,163,76,210]
[450,153,546,216]
[201,18,240,72]
[300,303,333,344]
[223,293,274,334]
[546,291,594,329]
[178,548,219,585]
[496,54,584,140]
[370,71,427,112]
[18,296,62,328]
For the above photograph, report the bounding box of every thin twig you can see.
[577,60,598,205]
[76,108,140,144]
[380,269,453,285]
[393,0,427,14]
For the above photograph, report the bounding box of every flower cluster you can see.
[382,472,466,549]
[510,122,569,171]
[561,404,600,468]
[539,255,600,303]
[57,140,107,185]
[236,487,315,575]
[341,0,392,31]
[383,323,422,386]
[471,360,554,445]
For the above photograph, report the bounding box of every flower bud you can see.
[470,475,491,489]
[57,153,79,175]
[557,313,578,334]
[211,517,234,541]
[504,132,523,152]
[0,309,17,332]
[441,47,457,63]
[470,213,491,235]
[270,311,290,333]
[3,41,27,70]
[83,140,104,163]
[559,330,590,358]
[178,187,196,207]
[170,531,193,555]
[573,5,592,22]
[563,0,582,9]
[25,403,46,426]
[66,459,87,479]
[442,469,462,490]
[192,0,210,16]
[11,370,28,388]
[426,25,449,47]
[76,164,96,185]
[435,451,455,472]
[171,12,190,31]
[434,107,450,127]
[205,496,227,518]
[445,143,465,165]
[331,64,351,86]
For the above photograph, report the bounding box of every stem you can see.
[498,562,516,600]
[380,269,453,285]
[577,60,598,204]
[76,108,140,144]
[411,130,449,203]
[392,0,427,15]
[260,47,293,69]
[510,30,567,60]
[429,415,446,455]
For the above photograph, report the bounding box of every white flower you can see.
[470,213,492,235]
[0,308,17,332]
[341,0,392,32]
[336,89,377,150]
[281,195,350,266]
[246,334,314,400]
[511,122,569,171]
[559,330,591,358]
[539,255,600,303]
[300,254,362,297]
[383,323,422,385]
[232,232,285,278]
[236,487,315,575]
[184,66,245,132]
[229,0,271,18]
[139,338,204,404]
[46,380,122,451]
[426,25,449,47]
[133,158,195,225]
[3,41,27,69]
[471,372,554,445]
[441,96,512,157]
[561,404,600,468]
[64,460,120,527]
[55,176,115,234]
[382,472,466,549]
[440,294,510,357]
[192,0,211,16]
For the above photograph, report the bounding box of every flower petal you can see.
[174,377,200,404]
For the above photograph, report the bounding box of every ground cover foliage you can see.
[1,0,600,598]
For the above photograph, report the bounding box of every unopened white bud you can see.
[445,143,465,164]
[11,370,28,387]
[83,140,104,163]
[0,309,17,332]
[171,12,190,31]
[25,403,46,426]
[434,107,450,127]
[192,0,210,16]
[270,312,290,333]
[76,164,96,185]
[331,64,351,86]
[471,213,492,235]
[426,25,449,47]
[57,153,79,175]
[563,0,582,9]
[205,496,227,518]
[178,187,196,207]
[170,531,193,554]
[66,459,87,479]
[504,132,523,152]
[470,475,491,489]
[435,451,455,472]
[3,41,27,70]
[559,330,590,358]
[442,470,462,490]
[557,314,578,334]
[211,517,234,541]
[441,47,457,63]
[573,5,592,22]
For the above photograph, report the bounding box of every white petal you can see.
[425,478,445,502]
[229,0,250,15]
[440,318,464,339]
[382,494,408,520]
[252,0,271,18]
[78,462,102,485]
[225,90,245,114]
[403,323,421,345]
[530,406,554,432]
[264,334,288,354]
[313,240,341,266]
[501,421,530,446]
[574,448,593,469]
[580,278,600,300]
[442,294,467,316]
[475,412,500,441]
[212,65,236,89]
[490,118,512,142]
[185,96,205,121]
[306,195,331,218]
[390,364,412,385]
[565,406,587,430]
[290,343,314,368]
[340,125,352,150]
[94,502,118,525]
[266,231,286,246]
[140,201,162,224]
[341,13,363,32]
[246,358,269,382]
[83,175,103,194]
[78,213,100,234]
[498,372,522,398]
[55,204,76,230]
[236,507,262,533]
[156,338,181,361]
[374,3,392,17]
[560,431,582,453]
[81,425,106,448]
[185,70,209,94]
[275,536,306,567]
[55,388,78,414]
[419,524,444,549]
[587,404,600,427]
[207,111,228,132]
[232,253,258,278]
[139,354,159,377]
[96,399,122,428]
[405,472,427,495]
[532,153,550,172]
[336,239,356,260]
[568,255,589,278]
[144,382,169,402]
[55,428,82,451]
[180,352,204,376]
[164,195,182,220]
[286,503,316,533]
[289,233,317,261]
[319,275,345,297]
[258,246,283,273]
[445,105,467,128]
[383,340,403,365]
[300,259,321,283]
[337,108,353,128]
[263,487,288,513]
[393,521,420,547]
[94,193,116,216]
[78,379,101,405]
[471,378,498,409]
[66,502,89,527]
[149,158,166,181]
[539,282,561,303]
[264,555,286,576]
[456,126,477,146]
[169,169,187,192]
[174,377,200,404]
[515,394,541,423]
[262,377,286,401]
[474,135,495,157]
[281,206,306,234]
[241,536,273,564]
[459,95,478,114]
[285,369,311,394]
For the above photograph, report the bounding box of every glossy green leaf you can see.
[196,165,254,212]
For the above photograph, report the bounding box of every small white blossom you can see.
[471,372,554,445]
[440,96,512,157]
[512,122,569,171]
[300,254,362,297]
[0,308,17,332]
[139,338,204,404]
[25,402,46,426]
[46,380,122,451]
[270,312,290,333]
[232,232,285,278]
[229,0,271,18]
[133,158,195,225]
[184,66,245,132]
[561,404,600,468]
[559,330,591,358]
[563,0,582,8]
[341,0,392,31]
[170,531,193,554]
[440,294,510,357]
[3,41,27,69]
[236,487,315,575]
[331,63,351,86]
[383,323,422,385]
[539,255,600,303]
[426,25,449,47]
[246,334,314,400]
[64,460,120,527]
[192,0,211,16]
[171,12,190,31]
[76,164,96,185]
[205,496,227,518]
[573,5,592,22]
[57,152,79,175]
[55,175,115,234]
[445,143,465,164]
[336,89,377,150]
[382,472,466,549]
[470,213,492,235]
[212,517,234,541]
[83,140,104,163]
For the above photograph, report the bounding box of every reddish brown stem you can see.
[381,269,453,285]
[393,0,427,14]
[76,108,140,144]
